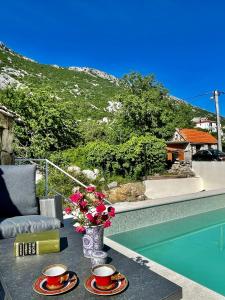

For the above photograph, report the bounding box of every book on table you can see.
[14,229,60,256]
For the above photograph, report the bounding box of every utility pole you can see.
[213,90,222,151]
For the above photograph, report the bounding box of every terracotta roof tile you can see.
[179,128,217,144]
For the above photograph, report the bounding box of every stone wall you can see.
[0,109,14,164]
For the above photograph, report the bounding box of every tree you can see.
[122,72,167,97]
[0,88,81,157]
[78,119,108,143]
[108,73,194,143]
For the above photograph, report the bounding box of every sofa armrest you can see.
[39,195,63,223]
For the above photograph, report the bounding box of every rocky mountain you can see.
[68,67,118,84]
[0,42,222,124]
[0,42,122,120]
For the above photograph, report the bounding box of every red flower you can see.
[86,213,94,223]
[69,187,114,228]
[80,200,88,208]
[96,203,106,213]
[101,213,109,221]
[64,207,72,214]
[75,226,85,233]
[79,200,88,213]
[108,207,115,217]
[86,186,96,193]
[96,218,102,225]
[70,192,83,203]
[94,192,106,200]
[103,219,111,228]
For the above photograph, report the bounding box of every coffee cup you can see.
[92,264,116,288]
[42,264,69,290]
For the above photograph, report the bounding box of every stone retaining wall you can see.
[0,107,14,164]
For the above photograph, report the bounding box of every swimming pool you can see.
[109,207,225,296]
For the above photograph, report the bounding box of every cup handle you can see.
[60,273,70,283]
[111,273,125,281]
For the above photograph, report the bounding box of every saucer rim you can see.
[33,272,77,296]
[84,274,128,296]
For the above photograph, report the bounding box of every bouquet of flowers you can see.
[64,186,115,233]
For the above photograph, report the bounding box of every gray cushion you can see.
[0,215,61,239]
[0,165,38,217]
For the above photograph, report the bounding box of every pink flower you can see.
[69,187,114,229]
[108,207,115,217]
[96,203,106,213]
[86,213,94,222]
[94,192,106,200]
[86,186,96,193]
[103,219,111,228]
[70,192,83,203]
[75,226,85,233]
[96,218,102,225]
[80,200,88,208]
[79,200,88,213]
[64,207,72,214]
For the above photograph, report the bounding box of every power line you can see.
[185,91,212,101]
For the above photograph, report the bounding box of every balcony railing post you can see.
[45,159,49,198]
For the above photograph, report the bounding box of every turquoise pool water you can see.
[110,207,225,296]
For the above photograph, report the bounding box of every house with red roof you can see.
[167,128,218,161]
[192,117,218,133]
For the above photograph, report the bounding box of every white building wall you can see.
[144,177,203,199]
[192,161,225,190]
[195,121,218,133]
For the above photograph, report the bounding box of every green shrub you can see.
[36,167,96,199]
[114,135,166,178]
[50,135,166,180]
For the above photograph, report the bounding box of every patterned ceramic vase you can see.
[82,225,104,258]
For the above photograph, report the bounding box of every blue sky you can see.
[1,0,225,115]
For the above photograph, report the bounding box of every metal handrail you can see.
[15,158,112,205]
[15,158,87,198]
[46,159,87,188]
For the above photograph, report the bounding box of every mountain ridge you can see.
[0,42,222,124]
[0,42,123,120]
[0,42,118,83]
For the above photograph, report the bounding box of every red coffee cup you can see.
[42,264,69,290]
[92,264,116,288]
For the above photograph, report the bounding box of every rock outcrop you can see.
[106,182,146,203]
[168,160,195,177]
[68,67,118,84]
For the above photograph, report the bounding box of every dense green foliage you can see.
[50,135,166,180]
[37,167,93,199]
[0,88,81,157]
[107,73,195,144]
[78,120,108,143]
